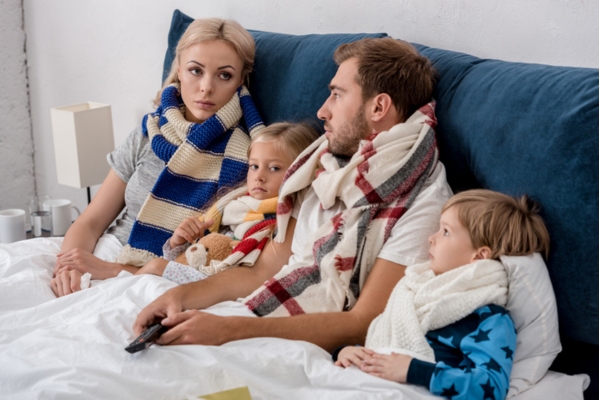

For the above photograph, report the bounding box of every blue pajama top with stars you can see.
[407,304,516,400]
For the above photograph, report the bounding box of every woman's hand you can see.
[335,346,375,368]
[54,248,121,280]
[170,218,214,248]
[50,269,83,297]
[360,352,413,383]
[135,258,169,276]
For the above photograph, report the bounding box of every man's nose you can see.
[317,100,330,121]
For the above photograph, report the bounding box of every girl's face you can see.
[177,40,244,124]
[428,206,481,275]
[246,141,294,200]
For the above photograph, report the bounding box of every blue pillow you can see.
[163,9,387,126]
[414,43,599,345]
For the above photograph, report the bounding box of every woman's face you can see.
[177,40,244,124]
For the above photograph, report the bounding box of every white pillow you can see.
[501,253,562,398]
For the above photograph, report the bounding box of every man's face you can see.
[317,58,370,158]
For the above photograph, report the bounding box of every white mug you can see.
[43,199,81,237]
[0,209,27,243]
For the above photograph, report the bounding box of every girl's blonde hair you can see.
[199,122,320,214]
[249,122,320,162]
[443,189,551,260]
[154,18,255,107]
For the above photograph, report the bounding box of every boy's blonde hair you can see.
[249,122,320,162]
[155,18,255,107]
[443,189,550,260]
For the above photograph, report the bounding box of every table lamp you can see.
[50,102,115,203]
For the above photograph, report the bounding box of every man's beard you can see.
[327,105,369,158]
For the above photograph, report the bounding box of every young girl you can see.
[333,189,550,400]
[137,122,319,283]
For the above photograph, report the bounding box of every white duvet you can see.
[0,236,589,399]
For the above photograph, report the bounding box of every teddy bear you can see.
[174,233,238,269]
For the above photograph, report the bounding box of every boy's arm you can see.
[407,307,516,400]
[153,257,407,352]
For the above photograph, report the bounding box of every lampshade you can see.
[50,102,115,188]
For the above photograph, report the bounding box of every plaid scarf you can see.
[196,186,277,276]
[116,84,264,266]
[244,102,438,317]
[365,259,508,361]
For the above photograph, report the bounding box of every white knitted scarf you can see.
[365,259,508,362]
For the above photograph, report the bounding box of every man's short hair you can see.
[443,189,551,260]
[334,38,436,122]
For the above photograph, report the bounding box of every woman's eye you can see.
[189,68,202,76]
[219,72,232,80]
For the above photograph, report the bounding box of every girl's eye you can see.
[269,166,281,172]
[443,229,449,236]
[219,72,232,80]
[249,164,258,170]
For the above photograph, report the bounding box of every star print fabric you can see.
[406,304,516,400]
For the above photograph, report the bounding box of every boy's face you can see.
[428,206,480,275]
[246,140,294,200]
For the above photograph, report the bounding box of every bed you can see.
[1,9,597,400]
[0,236,590,399]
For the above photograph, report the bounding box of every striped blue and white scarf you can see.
[116,83,264,266]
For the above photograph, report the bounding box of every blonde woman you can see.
[52,18,264,297]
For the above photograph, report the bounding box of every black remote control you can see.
[125,323,169,354]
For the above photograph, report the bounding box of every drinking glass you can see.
[29,195,52,237]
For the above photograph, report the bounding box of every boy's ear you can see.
[473,246,492,260]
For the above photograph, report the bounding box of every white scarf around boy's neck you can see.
[366,259,509,361]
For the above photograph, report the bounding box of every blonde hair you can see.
[249,122,320,162]
[443,189,550,260]
[154,18,255,106]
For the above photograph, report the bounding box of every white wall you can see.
[0,0,35,210]
[20,0,599,213]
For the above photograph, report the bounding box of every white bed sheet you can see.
[0,236,589,399]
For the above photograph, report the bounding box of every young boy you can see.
[333,189,550,400]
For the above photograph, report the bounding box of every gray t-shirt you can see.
[106,126,165,245]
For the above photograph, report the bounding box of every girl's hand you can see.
[361,352,413,383]
[334,346,375,368]
[170,218,214,248]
